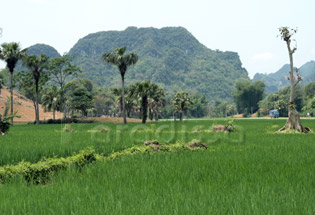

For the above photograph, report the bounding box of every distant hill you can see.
[253,61,315,93]
[26,43,61,58]
[68,26,249,101]
[15,43,61,72]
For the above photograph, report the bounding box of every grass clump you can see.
[63,124,74,132]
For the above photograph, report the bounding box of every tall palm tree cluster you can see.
[103,47,194,123]
[1,43,194,125]
[128,81,166,123]
[171,92,193,121]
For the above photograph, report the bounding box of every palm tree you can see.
[172,92,193,121]
[148,85,166,121]
[23,54,49,125]
[129,81,150,123]
[102,47,138,124]
[0,42,26,123]
[42,86,61,120]
[112,87,136,118]
[129,81,165,124]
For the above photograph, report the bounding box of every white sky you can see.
[0,0,314,78]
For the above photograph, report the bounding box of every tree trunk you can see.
[142,96,148,124]
[278,39,310,133]
[35,81,40,125]
[53,109,56,120]
[173,111,176,121]
[279,107,310,132]
[154,107,159,122]
[60,86,66,121]
[179,112,183,121]
[121,75,127,124]
[139,108,142,119]
[10,70,14,124]
[149,108,153,121]
[287,41,295,105]
[32,100,37,123]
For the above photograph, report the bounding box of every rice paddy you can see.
[1,119,315,214]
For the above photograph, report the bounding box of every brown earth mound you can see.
[0,86,62,122]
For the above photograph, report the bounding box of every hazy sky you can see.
[0,0,314,78]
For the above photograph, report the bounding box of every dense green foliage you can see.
[259,85,303,117]
[209,100,237,117]
[187,94,209,118]
[233,80,265,114]
[0,68,8,86]
[41,86,61,120]
[253,61,315,93]
[304,82,315,99]
[64,79,94,117]
[128,81,166,123]
[1,119,315,214]
[68,27,248,101]
[69,87,94,117]
[48,55,82,117]
[172,92,193,120]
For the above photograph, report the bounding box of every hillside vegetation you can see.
[68,27,249,100]
[253,61,315,93]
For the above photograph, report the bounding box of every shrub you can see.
[0,100,20,135]
[225,119,236,132]
[63,124,74,132]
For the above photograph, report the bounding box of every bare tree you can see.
[278,27,310,133]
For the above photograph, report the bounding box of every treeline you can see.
[0,43,210,124]
[2,42,312,123]
[259,82,315,117]
[230,79,315,118]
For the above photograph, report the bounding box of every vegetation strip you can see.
[0,140,207,184]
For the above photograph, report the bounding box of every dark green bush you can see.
[28,118,94,124]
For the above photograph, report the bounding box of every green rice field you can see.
[1,119,315,214]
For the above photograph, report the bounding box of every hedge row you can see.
[0,147,96,184]
[0,140,207,184]
[101,140,207,161]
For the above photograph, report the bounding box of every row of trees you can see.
[102,47,202,123]
[0,42,81,124]
[1,27,309,133]
[0,42,208,124]
[39,80,197,124]
[94,87,208,121]
[259,82,315,117]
